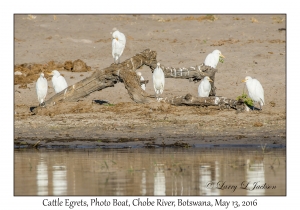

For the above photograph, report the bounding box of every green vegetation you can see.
[104,161,109,169]
[205,14,218,21]
[104,103,115,106]
[237,93,254,107]
[128,166,134,173]
[219,57,224,63]
[260,143,267,154]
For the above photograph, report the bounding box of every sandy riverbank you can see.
[14,14,286,148]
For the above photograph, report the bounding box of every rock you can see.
[14,71,22,76]
[64,60,73,71]
[72,59,91,72]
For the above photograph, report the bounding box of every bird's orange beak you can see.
[220,54,225,58]
[208,78,213,82]
[47,72,53,76]
[242,79,246,82]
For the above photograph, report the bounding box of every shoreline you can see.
[14,124,286,149]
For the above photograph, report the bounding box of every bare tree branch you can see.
[158,64,218,96]
[32,49,244,113]
[44,49,157,106]
[162,94,245,111]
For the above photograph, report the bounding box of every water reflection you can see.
[35,154,68,195]
[14,148,286,196]
[154,164,166,195]
[140,170,147,195]
[52,165,67,195]
[36,160,48,195]
[246,159,265,195]
[199,163,220,195]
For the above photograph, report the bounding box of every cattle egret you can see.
[153,63,165,100]
[111,28,126,64]
[198,76,213,97]
[242,76,265,110]
[36,73,48,106]
[204,49,225,68]
[137,72,146,91]
[48,70,68,94]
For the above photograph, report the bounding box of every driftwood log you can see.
[35,49,245,112]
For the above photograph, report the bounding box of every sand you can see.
[14,14,286,148]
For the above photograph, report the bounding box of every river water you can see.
[14,147,285,196]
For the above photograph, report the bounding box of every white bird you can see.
[35,72,48,106]
[111,28,126,64]
[137,72,146,91]
[198,76,213,97]
[153,63,165,100]
[204,49,225,68]
[48,70,68,94]
[242,76,265,110]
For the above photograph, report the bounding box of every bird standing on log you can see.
[153,63,165,100]
[204,49,225,68]
[137,72,146,91]
[47,70,68,94]
[36,72,48,106]
[242,76,265,110]
[111,28,126,64]
[198,76,213,97]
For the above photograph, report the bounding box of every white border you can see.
[5,1,296,209]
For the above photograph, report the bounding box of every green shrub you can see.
[237,93,254,106]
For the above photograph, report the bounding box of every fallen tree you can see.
[34,49,245,112]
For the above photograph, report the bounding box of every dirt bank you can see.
[14,14,286,148]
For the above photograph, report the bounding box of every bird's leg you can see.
[155,93,160,101]
[114,54,119,64]
[252,102,255,110]
[259,103,262,111]
[157,93,163,101]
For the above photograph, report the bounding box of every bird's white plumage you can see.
[36,73,48,105]
[112,28,126,64]
[204,49,225,68]
[137,72,146,91]
[198,76,213,97]
[49,70,68,94]
[243,76,265,109]
[153,63,165,98]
